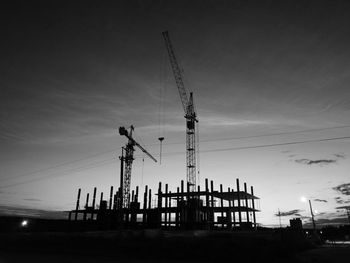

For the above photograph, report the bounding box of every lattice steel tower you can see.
[162,31,198,192]
[119,126,157,208]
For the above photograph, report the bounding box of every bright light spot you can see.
[300,196,307,203]
[314,210,318,214]
[21,220,28,227]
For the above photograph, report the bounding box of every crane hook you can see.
[158,137,164,165]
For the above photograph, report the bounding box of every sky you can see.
[1,0,350,227]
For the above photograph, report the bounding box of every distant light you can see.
[314,209,318,214]
[21,220,28,227]
[300,196,307,203]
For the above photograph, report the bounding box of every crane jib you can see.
[162,31,190,113]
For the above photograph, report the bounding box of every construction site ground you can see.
[1,229,348,262]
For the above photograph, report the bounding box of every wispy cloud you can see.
[137,123,184,134]
[334,153,346,159]
[0,74,160,145]
[134,113,268,136]
[200,115,268,128]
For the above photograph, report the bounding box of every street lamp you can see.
[21,219,28,227]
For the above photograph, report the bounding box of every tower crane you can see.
[162,31,198,192]
[119,126,157,208]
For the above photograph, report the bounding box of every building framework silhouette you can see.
[68,178,259,230]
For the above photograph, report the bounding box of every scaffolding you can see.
[68,178,260,230]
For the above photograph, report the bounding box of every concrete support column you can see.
[75,188,81,221]
[83,193,89,221]
[236,178,242,226]
[244,183,249,223]
[251,186,257,229]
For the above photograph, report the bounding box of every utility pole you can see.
[309,199,316,232]
[278,209,282,228]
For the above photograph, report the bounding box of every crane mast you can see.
[162,31,198,192]
[119,126,157,208]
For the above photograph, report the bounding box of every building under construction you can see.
[68,178,260,230]
[67,125,261,230]
[68,32,260,230]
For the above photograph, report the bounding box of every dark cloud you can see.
[336,205,350,210]
[294,153,345,166]
[303,217,349,227]
[334,195,350,205]
[314,198,327,203]
[275,209,302,217]
[0,205,67,219]
[335,199,350,205]
[23,198,41,202]
[302,210,349,227]
[295,158,337,165]
[333,183,350,195]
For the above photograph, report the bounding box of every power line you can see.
[2,125,349,185]
[2,135,349,188]
[0,148,117,183]
[200,135,350,154]
[136,135,350,158]
[148,124,350,147]
[200,125,350,143]
[0,158,115,189]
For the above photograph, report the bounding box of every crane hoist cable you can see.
[158,137,164,165]
[141,156,145,190]
[158,35,167,165]
[196,121,200,186]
